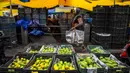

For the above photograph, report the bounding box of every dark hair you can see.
[74,16,82,24]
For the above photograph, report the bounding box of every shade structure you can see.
[12,0,130,11]
[12,0,59,8]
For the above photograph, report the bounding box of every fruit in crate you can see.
[99,56,126,68]
[58,47,72,55]
[30,57,52,70]
[53,60,75,70]
[77,56,100,69]
[91,47,104,53]
[29,50,38,53]
[8,56,29,68]
[42,46,55,53]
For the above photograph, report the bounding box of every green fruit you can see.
[78,56,100,69]
[29,49,38,53]
[30,57,52,70]
[42,47,55,53]
[99,56,125,68]
[91,47,105,53]
[8,56,29,68]
[53,59,75,70]
[58,47,72,55]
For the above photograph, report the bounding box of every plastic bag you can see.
[66,29,84,44]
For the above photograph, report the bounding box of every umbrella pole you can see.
[9,0,13,17]
[114,0,115,6]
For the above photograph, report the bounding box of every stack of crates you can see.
[18,7,47,26]
[0,17,17,48]
[91,6,112,49]
[59,13,73,42]
[109,5,129,49]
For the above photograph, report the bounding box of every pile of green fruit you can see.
[99,56,126,68]
[58,47,72,55]
[30,57,52,70]
[42,46,55,53]
[29,49,39,53]
[8,56,29,68]
[53,59,75,70]
[77,56,100,69]
[91,47,104,53]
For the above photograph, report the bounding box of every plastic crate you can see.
[75,53,106,73]
[91,38,112,49]
[110,14,129,21]
[39,8,47,14]
[39,19,46,25]
[25,14,32,20]
[24,7,32,14]
[95,54,130,73]
[32,8,39,14]
[87,45,110,54]
[0,53,33,73]
[51,55,78,73]
[39,13,47,19]
[92,27,105,33]
[0,17,15,24]
[18,8,25,14]
[19,13,25,19]
[32,13,39,19]
[26,45,42,54]
[24,54,55,73]
[112,35,127,43]
[91,31,112,43]
[110,27,127,35]
[111,42,126,49]
[39,44,58,54]
[111,5,129,14]
[57,44,75,55]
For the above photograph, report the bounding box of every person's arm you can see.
[70,23,83,30]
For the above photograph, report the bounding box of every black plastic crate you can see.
[109,21,128,28]
[75,53,106,73]
[32,13,39,19]
[111,5,129,14]
[18,8,25,14]
[95,54,130,73]
[24,54,55,73]
[0,17,15,24]
[32,8,39,13]
[112,35,127,43]
[111,42,126,49]
[25,14,32,20]
[92,26,105,33]
[39,8,47,14]
[19,13,25,19]
[110,14,129,21]
[110,27,127,35]
[24,7,32,14]
[51,55,78,73]
[39,19,46,25]
[0,53,33,73]
[39,13,46,19]
[25,45,42,54]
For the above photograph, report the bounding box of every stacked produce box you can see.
[92,5,129,49]
[18,7,47,26]
[0,44,129,73]
[0,16,17,48]
[91,6,112,49]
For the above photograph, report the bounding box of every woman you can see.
[70,14,86,52]
[71,15,84,31]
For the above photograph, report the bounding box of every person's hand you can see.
[70,27,75,31]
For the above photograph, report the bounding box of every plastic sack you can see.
[66,29,84,44]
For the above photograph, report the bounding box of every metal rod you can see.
[114,0,116,6]
[9,0,13,17]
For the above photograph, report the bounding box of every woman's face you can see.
[78,17,83,24]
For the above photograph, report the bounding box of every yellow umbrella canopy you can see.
[12,0,130,11]
[12,0,59,8]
